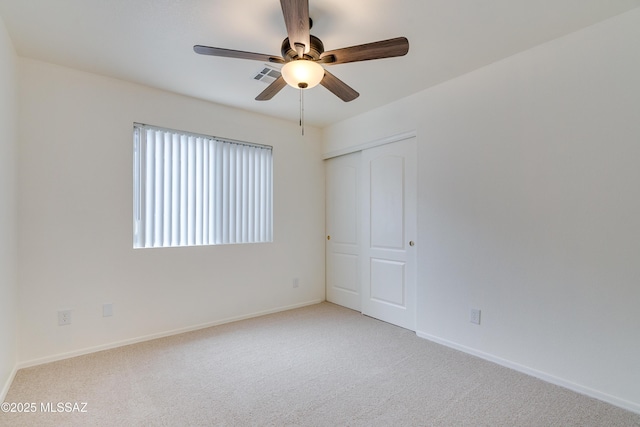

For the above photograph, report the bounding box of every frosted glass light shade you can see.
[281,60,325,89]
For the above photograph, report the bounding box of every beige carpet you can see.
[2,302,639,426]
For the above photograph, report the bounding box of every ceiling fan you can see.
[194,0,409,102]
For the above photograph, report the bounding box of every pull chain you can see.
[299,88,305,136]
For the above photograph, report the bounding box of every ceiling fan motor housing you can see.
[281,35,325,61]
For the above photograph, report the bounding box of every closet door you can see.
[325,151,361,310]
[361,137,417,330]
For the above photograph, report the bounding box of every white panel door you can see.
[325,151,361,310]
[361,137,417,330]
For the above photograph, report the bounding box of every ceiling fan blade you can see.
[280,0,310,55]
[320,37,409,65]
[194,45,284,63]
[320,70,359,102]
[255,76,287,101]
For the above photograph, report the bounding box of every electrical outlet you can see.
[293,278,299,288]
[58,310,71,326]
[470,308,481,325]
[103,303,113,317]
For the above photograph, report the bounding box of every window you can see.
[133,123,273,248]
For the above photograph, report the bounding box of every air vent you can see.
[253,65,282,84]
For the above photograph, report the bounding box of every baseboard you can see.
[416,330,640,415]
[17,299,323,370]
[1,365,18,402]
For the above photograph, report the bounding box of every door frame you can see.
[322,130,417,160]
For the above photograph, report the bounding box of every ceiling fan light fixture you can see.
[281,59,325,90]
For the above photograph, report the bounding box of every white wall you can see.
[0,15,18,400]
[17,58,325,365]
[323,8,640,412]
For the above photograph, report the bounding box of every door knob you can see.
[327,235,331,241]
[409,241,415,246]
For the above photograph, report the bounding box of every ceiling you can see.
[1,0,639,127]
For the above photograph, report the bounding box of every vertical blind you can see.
[133,124,273,248]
